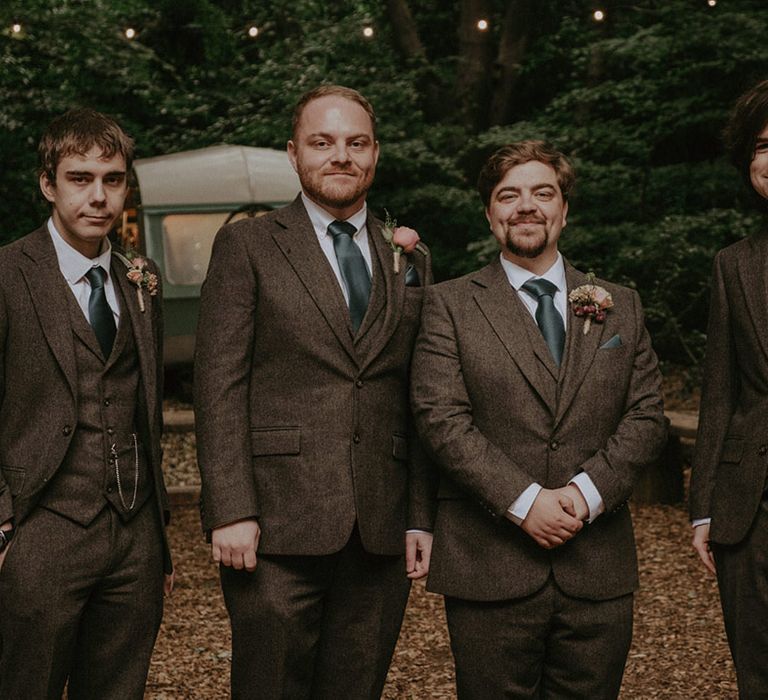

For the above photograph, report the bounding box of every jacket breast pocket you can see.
[1,465,25,496]
[250,427,301,456]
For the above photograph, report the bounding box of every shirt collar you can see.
[301,193,368,239]
[499,251,566,293]
[47,217,112,285]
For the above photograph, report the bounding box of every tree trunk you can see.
[488,0,533,126]
[385,0,426,61]
[456,0,494,131]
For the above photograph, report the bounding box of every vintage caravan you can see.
[131,144,300,364]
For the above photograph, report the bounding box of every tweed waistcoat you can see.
[39,281,153,524]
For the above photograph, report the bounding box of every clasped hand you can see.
[518,485,588,549]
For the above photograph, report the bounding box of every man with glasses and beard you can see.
[691,78,768,699]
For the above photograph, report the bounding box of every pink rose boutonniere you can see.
[381,210,428,273]
[115,251,158,313]
[568,272,613,335]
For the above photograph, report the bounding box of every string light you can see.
[477,19,489,31]
[11,23,21,34]
[124,27,136,39]
[707,0,716,6]
[362,26,374,38]
[593,9,606,21]
[248,25,259,38]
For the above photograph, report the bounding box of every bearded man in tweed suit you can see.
[411,141,666,699]
[195,85,435,699]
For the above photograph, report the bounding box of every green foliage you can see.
[0,0,766,369]
[463,0,768,367]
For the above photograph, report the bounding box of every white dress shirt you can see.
[499,253,604,525]
[301,194,372,304]
[48,218,120,325]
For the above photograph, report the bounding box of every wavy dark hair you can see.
[38,108,134,183]
[723,79,768,208]
[477,140,575,209]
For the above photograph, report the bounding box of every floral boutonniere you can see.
[115,251,158,313]
[381,210,428,273]
[568,272,613,335]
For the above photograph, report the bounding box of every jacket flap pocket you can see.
[392,434,408,461]
[720,438,744,463]
[1,465,25,495]
[251,428,301,456]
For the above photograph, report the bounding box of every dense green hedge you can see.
[1,0,766,369]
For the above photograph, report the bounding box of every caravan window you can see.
[161,213,227,286]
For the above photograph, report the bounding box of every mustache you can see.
[508,217,545,225]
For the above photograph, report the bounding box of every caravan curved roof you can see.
[133,144,300,208]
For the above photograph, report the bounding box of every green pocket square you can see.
[600,334,622,349]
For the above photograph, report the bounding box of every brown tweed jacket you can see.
[410,258,666,602]
[691,233,768,545]
[194,196,435,556]
[0,225,171,572]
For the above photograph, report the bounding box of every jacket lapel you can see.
[271,197,358,366]
[472,261,557,412]
[554,263,607,426]
[355,216,387,342]
[111,252,158,431]
[63,286,104,360]
[19,226,78,396]
[737,233,768,361]
[357,213,404,372]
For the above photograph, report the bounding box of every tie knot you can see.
[522,278,558,300]
[327,220,357,239]
[86,266,107,289]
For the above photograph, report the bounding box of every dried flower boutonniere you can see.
[115,251,158,313]
[381,210,428,273]
[568,272,613,335]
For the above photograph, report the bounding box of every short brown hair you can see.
[292,85,377,140]
[723,79,768,188]
[477,140,575,208]
[38,108,134,182]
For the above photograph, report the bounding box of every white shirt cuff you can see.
[569,473,604,523]
[507,483,543,526]
[691,518,711,528]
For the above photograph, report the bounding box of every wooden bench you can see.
[162,409,699,507]
[633,410,697,505]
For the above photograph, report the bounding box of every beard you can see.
[297,163,375,211]
[503,222,548,259]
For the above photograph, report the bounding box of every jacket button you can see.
[759,445,768,456]
[353,433,361,444]
[62,425,72,436]
[549,440,559,451]
[355,379,364,388]
[104,398,111,407]
[107,427,115,436]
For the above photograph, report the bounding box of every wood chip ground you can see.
[151,433,737,699]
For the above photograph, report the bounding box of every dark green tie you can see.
[328,220,371,332]
[85,266,116,359]
[522,278,565,366]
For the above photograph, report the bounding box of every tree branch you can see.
[385,0,426,61]
[456,0,494,131]
[488,0,533,126]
